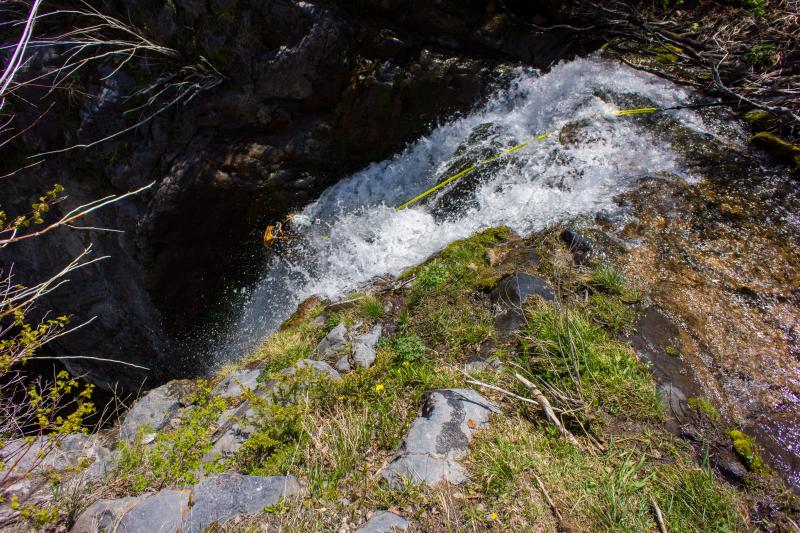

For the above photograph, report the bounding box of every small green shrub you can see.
[115,383,225,491]
[746,43,776,65]
[391,333,427,362]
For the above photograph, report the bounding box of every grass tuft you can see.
[358,295,385,320]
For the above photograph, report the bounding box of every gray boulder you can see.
[119,380,195,442]
[352,324,382,369]
[212,368,262,398]
[334,353,352,373]
[181,474,302,532]
[72,490,189,533]
[281,359,341,381]
[560,228,596,265]
[382,389,499,487]
[0,433,108,477]
[356,511,409,532]
[315,323,347,360]
[117,489,189,533]
[71,496,142,533]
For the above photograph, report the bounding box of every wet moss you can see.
[688,397,721,422]
[727,429,767,473]
[751,132,800,168]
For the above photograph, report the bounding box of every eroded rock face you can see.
[1,0,580,390]
[382,388,499,487]
[1,433,113,529]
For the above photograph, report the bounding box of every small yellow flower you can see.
[402,361,410,367]
[337,396,345,401]
[490,512,498,520]
[375,384,385,393]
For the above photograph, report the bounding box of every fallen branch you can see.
[457,368,544,409]
[533,472,574,533]
[513,372,586,452]
[650,496,668,533]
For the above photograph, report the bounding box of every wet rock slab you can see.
[382,389,499,487]
[491,272,555,337]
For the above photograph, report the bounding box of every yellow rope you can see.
[609,107,659,116]
[394,106,661,211]
[395,130,555,211]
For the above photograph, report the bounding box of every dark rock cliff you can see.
[0,0,585,390]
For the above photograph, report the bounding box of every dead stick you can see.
[514,372,585,452]
[533,473,573,533]
[650,496,668,533]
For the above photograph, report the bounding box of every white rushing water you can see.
[214,56,734,363]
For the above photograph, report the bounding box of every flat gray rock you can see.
[71,496,142,532]
[212,369,262,398]
[117,489,190,533]
[356,510,409,532]
[315,323,347,360]
[120,380,195,442]
[281,359,341,381]
[334,353,352,373]
[181,474,301,532]
[0,433,110,478]
[352,324,382,369]
[463,356,503,373]
[382,389,499,487]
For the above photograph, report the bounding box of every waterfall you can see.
[213,56,739,363]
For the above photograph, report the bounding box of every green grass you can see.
[590,265,626,296]
[104,226,757,531]
[358,296,385,320]
[467,415,746,532]
[587,293,637,332]
[519,300,661,420]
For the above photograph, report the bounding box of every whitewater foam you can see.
[214,56,736,362]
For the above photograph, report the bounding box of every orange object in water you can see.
[263,213,301,248]
[263,223,283,248]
